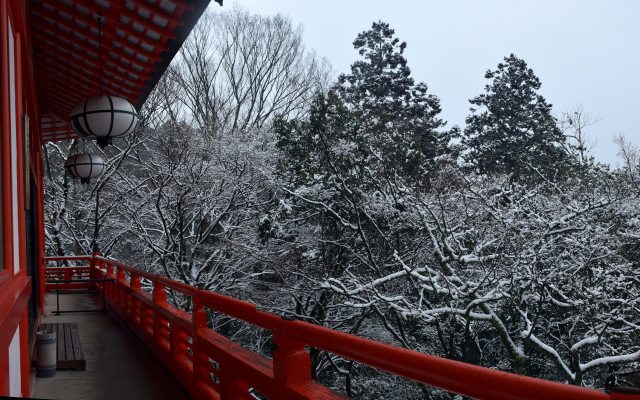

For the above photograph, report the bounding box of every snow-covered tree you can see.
[616,135,640,195]
[321,169,640,387]
[560,106,600,168]
[463,54,571,180]
[44,123,152,257]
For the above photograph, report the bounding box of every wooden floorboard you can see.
[70,323,85,363]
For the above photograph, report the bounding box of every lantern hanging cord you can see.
[70,138,81,155]
[97,14,104,94]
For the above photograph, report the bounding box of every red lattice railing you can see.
[44,258,93,291]
[44,255,636,400]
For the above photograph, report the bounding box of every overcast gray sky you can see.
[224,0,640,166]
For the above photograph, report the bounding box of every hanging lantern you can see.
[69,95,139,148]
[64,154,106,184]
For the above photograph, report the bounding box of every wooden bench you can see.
[40,322,86,370]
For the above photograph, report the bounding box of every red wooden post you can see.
[192,299,208,388]
[219,375,250,400]
[130,273,141,323]
[106,262,114,278]
[116,266,126,311]
[272,331,312,386]
[153,282,167,303]
[116,266,126,282]
[130,273,141,290]
[105,261,114,300]
[129,272,142,290]
[153,282,167,343]
[170,326,188,366]
[89,251,100,289]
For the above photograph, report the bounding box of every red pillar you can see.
[35,142,46,312]
[0,0,15,278]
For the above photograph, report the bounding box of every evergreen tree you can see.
[271,23,459,380]
[463,54,570,179]
[275,91,361,191]
[275,20,458,224]
[333,21,457,184]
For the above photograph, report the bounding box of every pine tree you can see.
[463,54,570,180]
[272,25,460,374]
[276,20,457,201]
[273,21,461,261]
[334,21,457,184]
[275,92,358,188]
[273,21,456,309]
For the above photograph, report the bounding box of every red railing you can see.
[44,255,636,400]
[44,257,93,291]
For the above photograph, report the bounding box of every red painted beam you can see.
[35,66,136,101]
[32,27,153,84]
[70,0,180,41]
[35,0,171,58]
[30,9,163,68]
[29,17,158,78]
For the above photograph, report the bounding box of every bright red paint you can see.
[45,255,638,400]
[0,0,35,395]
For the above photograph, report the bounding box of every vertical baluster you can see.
[116,266,126,311]
[106,262,114,277]
[106,262,114,301]
[171,325,187,365]
[89,251,100,286]
[153,282,167,345]
[130,273,141,324]
[192,298,208,392]
[272,332,312,387]
[89,255,95,282]
[130,273,141,290]
[153,282,167,303]
[219,373,249,399]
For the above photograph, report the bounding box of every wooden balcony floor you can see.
[33,291,191,400]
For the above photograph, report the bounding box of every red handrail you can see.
[44,255,636,400]
[44,263,93,291]
[45,256,93,262]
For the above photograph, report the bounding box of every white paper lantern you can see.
[70,95,139,148]
[64,154,105,184]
